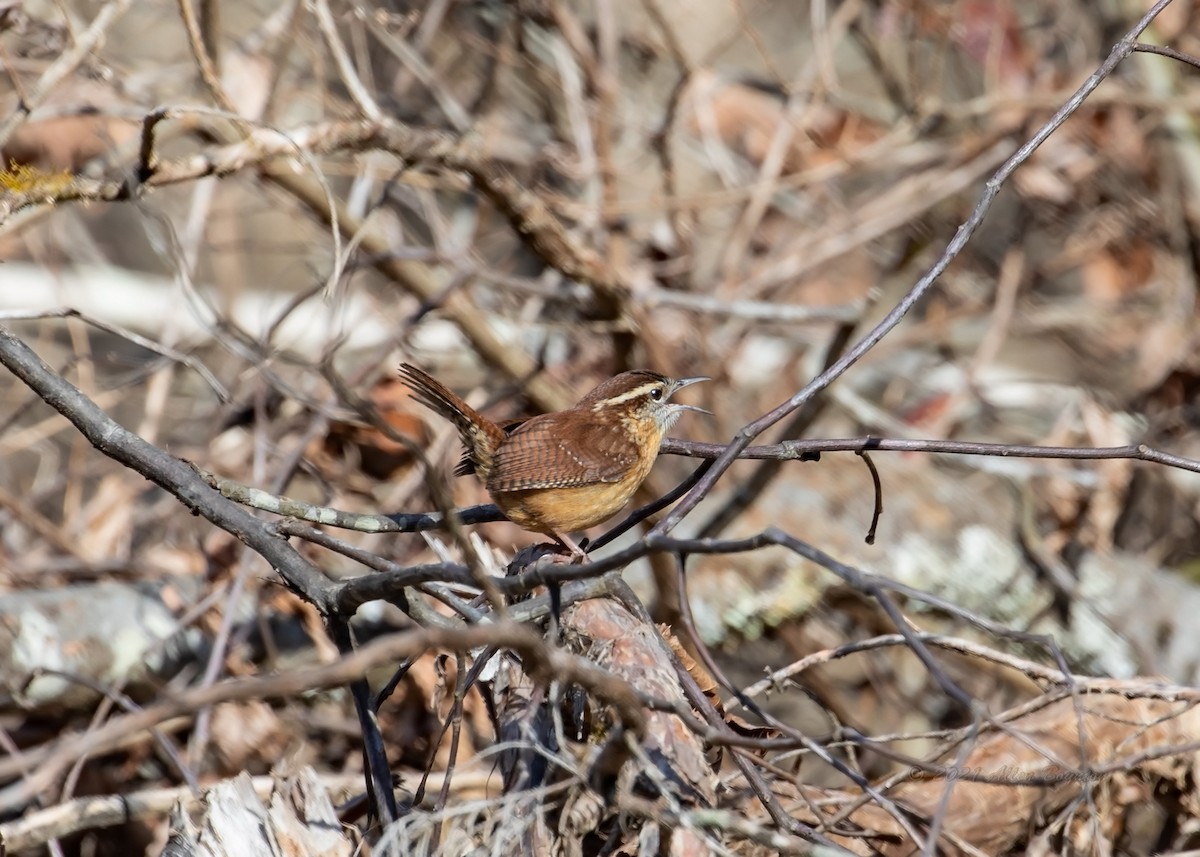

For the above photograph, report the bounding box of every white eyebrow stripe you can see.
[591,383,662,409]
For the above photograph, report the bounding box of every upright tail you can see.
[398,363,505,478]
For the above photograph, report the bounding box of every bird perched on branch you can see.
[398,363,709,559]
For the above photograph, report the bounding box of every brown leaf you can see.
[210,701,292,774]
[318,377,427,480]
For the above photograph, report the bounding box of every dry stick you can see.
[0,308,229,401]
[663,436,1200,474]
[0,622,644,815]
[0,0,136,147]
[1133,41,1200,69]
[698,308,859,541]
[199,433,1200,539]
[198,0,222,69]
[655,608,855,853]
[203,467,505,533]
[176,0,236,114]
[274,520,477,624]
[427,650,469,853]
[669,556,930,851]
[650,0,1180,539]
[329,617,398,825]
[0,326,337,607]
[313,0,384,121]
[856,450,882,544]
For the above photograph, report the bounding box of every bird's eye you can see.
[650,386,663,401]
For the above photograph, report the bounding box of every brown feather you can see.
[486,413,636,492]
[398,363,505,477]
[455,417,525,476]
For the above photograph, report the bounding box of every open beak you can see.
[670,376,712,415]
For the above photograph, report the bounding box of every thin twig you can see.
[660,436,1200,476]
[650,0,1180,536]
[313,0,383,121]
[0,0,135,147]
[201,433,1200,540]
[0,308,229,402]
[176,0,237,113]
[0,326,338,610]
[1132,41,1200,70]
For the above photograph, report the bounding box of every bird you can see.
[398,363,709,559]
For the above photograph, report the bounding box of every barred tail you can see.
[398,363,504,477]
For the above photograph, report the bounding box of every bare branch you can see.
[651,0,1180,536]
[0,0,135,147]
[661,436,1200,475]
[0,325,337,611]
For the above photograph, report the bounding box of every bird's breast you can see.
[494,479,644,533]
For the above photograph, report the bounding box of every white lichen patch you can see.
[893,525,1039,622]
[690,548,826,644]
[13,611,71,706]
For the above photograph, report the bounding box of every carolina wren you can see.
[398,363,709,558]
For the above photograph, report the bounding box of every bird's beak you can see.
[671,376,712,415]
[674,376,710,390]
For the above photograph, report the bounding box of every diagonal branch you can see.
[650,0,1180,536]
[0,325,337,612]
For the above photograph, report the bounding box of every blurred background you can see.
[3,0,1200,852]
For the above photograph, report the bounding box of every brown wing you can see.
[487,414,635,492]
